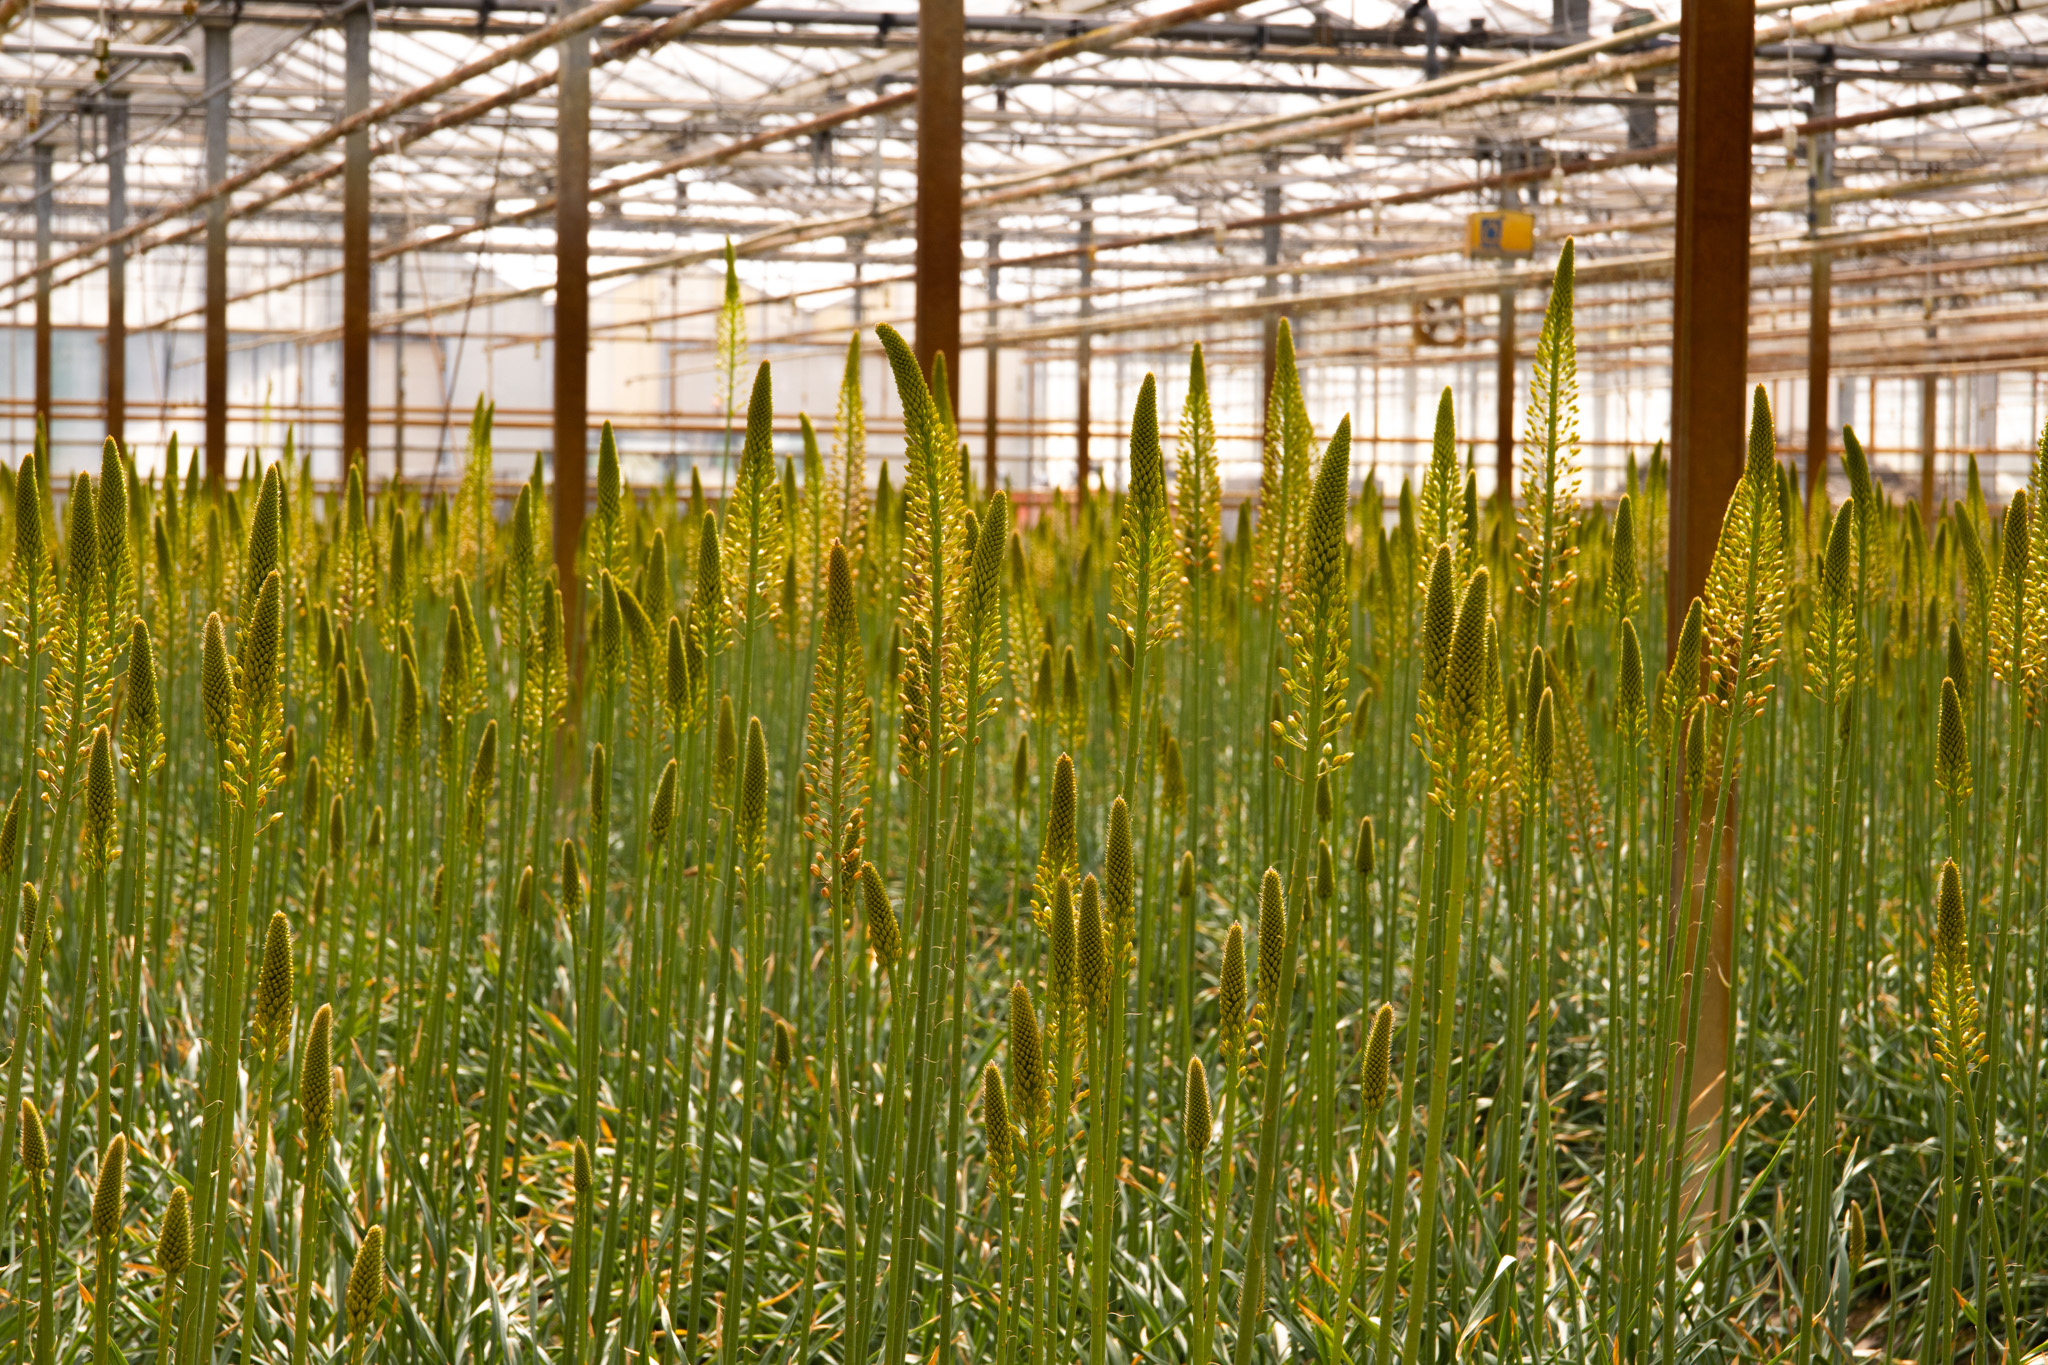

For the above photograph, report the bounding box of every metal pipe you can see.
[106,93,128,447]
[984,233,1000,491]
[204,19,232,486]
[33,138,51,434]
[913,0,962,399]
[343,1,372,472]
[1804,79,1834,501]
[555,0,592,674]
[1495,286,1514,496]
[1076,195,1092,494]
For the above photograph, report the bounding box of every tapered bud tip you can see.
[300,1003,335,1134]
[1354,815,1375,879]
[861,861,900,970]
[1534,688,1556,785]
[573,1137,593,1198]
[1007,982,1045,1116]
[1362,1001,1395,1109]
[18,1098,45,1173]
[1078,874,1107,1009]
[158,1186,192,1276]
[773,1018,795,1073]
[1182,1057,1212,1155]
[651,759,679,846]
[1936,858,1966,959]
[92,1133,127,1240]
[1256,867,1286,1006]
[255,910,295,1043]
[348,1224,386,1326]
[1178,849,1196,898]
[980,1062,1012,1173]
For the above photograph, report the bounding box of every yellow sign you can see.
[1467,211,1536,258]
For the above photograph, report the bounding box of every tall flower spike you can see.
[1533,688,1556,787]
[560,838,584,921]
[242,463,283,619]
[1610,493,1639,622]
[739,715,769,870]
[13,454,40,575]
[650,759,678,847]
[1446,568,1491,736]
[347,1225,386,1329]
[714,696,738,790]
[300,1003,334,1135]
[1034,752,1078,929]
[1008,982,1046,1121]
[83,726,115,866]
[1104,798,1133,933]
[861,861,899,971]
[19,1098,45,1174]
[1617,618,1645,735]
[1256,867,1286,1009]
[1354,815,1375,879]
[91,1133,126,1241]
[124,618,160,761]
[255,910,295,1049]
[67,471,98,605]
[242,569,284,715]
[157,1186,191,1276]
[1219,922,1247,1057]
[1183,1057,1212,1155]
[1078,874,1106,1016]
[981,1062,1013,1178]
[1936,676,1970,798]
[1050,875,1077,1009]
[1362,1001,1395,1109]
[1421,543,1456,703]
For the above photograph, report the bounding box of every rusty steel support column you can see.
[554,0,592,669]
[106,93,129,448]
[1667,0,1752,649]
[203,19,232,486]
[1803,80,1834,502]
[1667,0,1752,1166]
[1495,285,1515,499]
[1259,153,1281,435]
[1920,372,1939,515]
[914,0,962,402]
[984,234,1000,492]
[342,2,372,474]
[33,138,51,437]
[1076,197,1092,494]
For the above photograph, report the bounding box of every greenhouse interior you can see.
[0,0,2046,1361]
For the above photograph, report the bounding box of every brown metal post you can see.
[1495,285,1515,499]
[984,234,1000,491]
[106,93,129,448]
[555,0,592,669]
[1667,0,1752,1154]
[1920,373,1939,515]
[204,19,232,486]
[914,0,963,402]
[1803,80,1834,503]
[342,2,372,474]
[1259,153,1281,432]
[1076,197,1092,493]
[1667,0,1752,652]
[32,138,51,437]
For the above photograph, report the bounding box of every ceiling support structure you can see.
[1804,79,1835,501]
[105,93,129,449]
[33,137,51,436]
[913,0,961,403]
[203,18,232,485]
[984,234,1000,492]
[1076,195,1092,494]
[343,1,372,473]
[1496,285,1515,499]
[555,0,592,673]
[1258,151,1281,442]
[1666,0,1753,1184]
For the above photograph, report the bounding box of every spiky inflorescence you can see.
[1806,500,1860,706]
[1517,240,1584,636]
[964,491,1013,715]
[861,861,900,972]
[68,471,100,607]
[650,759,678,847]
[1929,858,1983,1095]
[83,725,115,866]
[1420,543,1456,707]
[1279,418,1355,766]
[1008,983,1046,1124]
[255,910,295,1049]
[1354,816,1375,879]
[665,615,692,731]
[1252,320,1314,605]
[98,440,129,612]
[300,1003,334,1135]
[1183,1056,1212,1156]
[0,790,20,880]
[466,720,498,842]
[1699,385,1788,719]
[1418,387,1459,561]
[739,715,769,872]
[693,510,730,660]
[1533,689,1557,788]
[1935,676,1970,798]
[877,324,963,772]
[123,617,160,766]
[1445,568,1491,740]
[13,454,40,580]
[1219,922,1248,1059]
[573,1136,594,1199]
[804,541,870,887]
[1104,797,1133,936]
[158,1186,191,1276]
[243,464,282,619]
[1846,1201,1866,1277]
[348,1224,386,1329]
[1617,618,1646,739]
[19,1098,45,1175]
[1112,374,1181,665]
[1988,489,2030,683]
[91,1133,126,1241]
[773,1018,796,1074]
[1032,752,1078,934]
[1255,867,1286,1011]
[981,1062,1013,1181]
[1361,1001,1395,1110]
[1178,341,1222,591]
[1664,598,1705,743]
[598,571,625,694]
[1078,874,1107,1019]
[1049,875,1078,1014]
[1610,492,1640,624]
[714,696,738,791]
[201,612,233,744]
[1683,700,1708,811]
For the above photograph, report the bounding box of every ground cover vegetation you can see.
[0,242,2042,1364]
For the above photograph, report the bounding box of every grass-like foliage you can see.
[0,240,2042,1365]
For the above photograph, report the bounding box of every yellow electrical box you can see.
[1467,211,1536,258]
